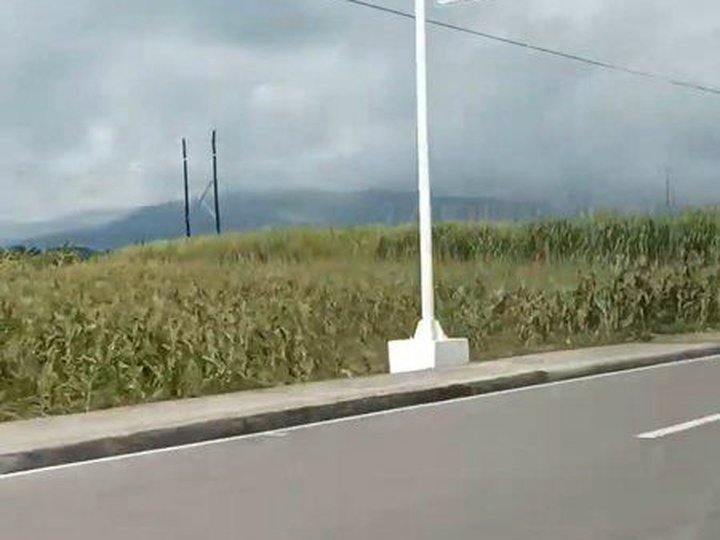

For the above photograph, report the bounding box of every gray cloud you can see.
[2,0,720,222]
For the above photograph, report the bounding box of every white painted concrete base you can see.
[388,336,470,374]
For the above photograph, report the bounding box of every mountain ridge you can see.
[11,189,566,251]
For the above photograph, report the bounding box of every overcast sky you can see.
[2,0,720,223]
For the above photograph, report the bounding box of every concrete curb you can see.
[542,347,720,382]
[1,342,719,475]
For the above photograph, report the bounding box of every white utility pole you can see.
[388,0,477,374]
[415,0,437,340]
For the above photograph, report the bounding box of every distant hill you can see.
[18,189,564,251]
[0,208,130,247]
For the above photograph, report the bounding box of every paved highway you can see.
[1,356,720,539]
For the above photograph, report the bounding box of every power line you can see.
[337,0,720,97]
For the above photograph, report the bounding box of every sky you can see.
[2,0,720,223]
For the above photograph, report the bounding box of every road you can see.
[1,356,720,539]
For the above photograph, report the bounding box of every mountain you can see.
[17,189,564,251]
[0,208,131,247]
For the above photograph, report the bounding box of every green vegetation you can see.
[2,211,720,421]
[379,210,720,263]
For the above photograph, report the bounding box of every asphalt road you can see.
[1,356,720,540]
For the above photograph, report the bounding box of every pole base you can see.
[388,321,470,374]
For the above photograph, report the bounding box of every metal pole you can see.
[415,0,438,340]
[388,0,471,373]
[212,130,221,235]
[182,138,191,238]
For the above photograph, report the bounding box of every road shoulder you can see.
[1,341,719,475]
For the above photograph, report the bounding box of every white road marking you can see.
[1,354,719,481]
[260,431,289,438]
[637,413,720,440]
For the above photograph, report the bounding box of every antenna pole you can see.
[212,130,221,235]
[182,138,192,238]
